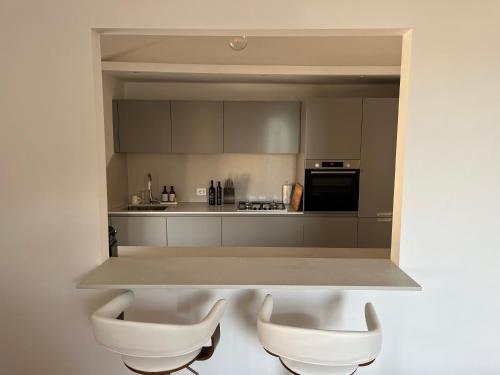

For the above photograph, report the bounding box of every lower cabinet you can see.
[357,218,392,248]
[167,217,222,246]
[222,217,304,247]
[110,216,167,246]
[303,217,358,248]
[109,215,391,248]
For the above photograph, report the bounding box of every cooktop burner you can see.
[237,201,287,211]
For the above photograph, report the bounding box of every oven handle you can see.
[310,170,358,175]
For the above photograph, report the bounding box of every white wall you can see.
[1,1,499,375]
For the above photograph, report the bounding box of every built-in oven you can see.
[304,160,360,212]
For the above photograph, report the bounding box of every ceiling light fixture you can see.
[229,36,247,51]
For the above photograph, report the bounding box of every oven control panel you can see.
[307,160,360,170]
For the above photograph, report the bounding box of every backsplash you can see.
[127,153,297,203]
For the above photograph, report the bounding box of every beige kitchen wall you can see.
[124,81,400,100]
[102,74,128,210]
[127,153,296,203]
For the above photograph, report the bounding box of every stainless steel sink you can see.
[127,205,167,211]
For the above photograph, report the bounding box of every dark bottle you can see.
[168,186,176,202]
[208,180,216,205]
[161,186,169,202]
[216,181,222,205]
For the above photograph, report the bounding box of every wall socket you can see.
[196,188,207,196]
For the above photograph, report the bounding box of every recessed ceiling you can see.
[101,35,402,67]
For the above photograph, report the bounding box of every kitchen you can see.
[5,2,498,374]
[103,34,401,253]
[81,32,419,375]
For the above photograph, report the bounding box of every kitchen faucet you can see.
[147,173,160,204]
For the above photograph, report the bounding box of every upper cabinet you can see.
[223,101,301,154]
[303,98,362,159]
[171,101,223,153]
[358,98,399,217]
[113,100,300,154]
[114,100,172,153]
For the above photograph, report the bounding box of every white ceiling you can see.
[100,34,401,84]
[101,35,402,66]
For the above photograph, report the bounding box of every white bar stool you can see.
[257,295,382,375]
[91,291,226,375]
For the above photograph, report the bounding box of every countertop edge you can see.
[77,256,421,291]
[78,283,422,291]
[108,203,362,217]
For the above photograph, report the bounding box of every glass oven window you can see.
[305,170,359,211]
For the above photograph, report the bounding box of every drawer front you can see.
[167,217,222,246]
[110,216,167,246]
[357,218,392,248]
[303,217,358,248]
[222,217,303,247]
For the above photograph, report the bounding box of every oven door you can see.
[304,169,360,212]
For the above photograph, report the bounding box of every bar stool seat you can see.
[257,295,382,375]
[91,291,226,374]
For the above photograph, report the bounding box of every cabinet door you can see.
[358,218,392,248]
[303,217,358,248]
[222,217,303,247]
[171,101,223,153]
[167,217,221,246]
[358,98,399,217]
[115,100,172,153]
[110,216,167,246]
[304,98,362,159]
[223,101,300,154]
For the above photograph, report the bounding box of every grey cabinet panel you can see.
[222,217,303,247]
[358,98,399,217]
[358,218,392,248]
[110,216,167,246]
[304,98,362,159]
[112,101,120,153]
[171,101,223,153]
[167,217,221,246]
[223,101,300,154]
[303,217,358,248]
[116,100,172,153]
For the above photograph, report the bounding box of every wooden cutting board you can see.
[290,183,303,212]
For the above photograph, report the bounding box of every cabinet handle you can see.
[377,218,392,223]
[376,212,392,217]
[310,171,357,175]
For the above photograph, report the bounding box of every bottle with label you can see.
[161,186,169,202]
[216,181,222,205]
[169,186,176,202]
[208,180,216,205]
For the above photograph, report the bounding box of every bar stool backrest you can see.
[92,291,226,358]
[257,295,382,367]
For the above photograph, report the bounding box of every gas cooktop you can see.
[237,201,287,211]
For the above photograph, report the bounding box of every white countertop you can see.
[108,202,358,217]
[78,247,420,291]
